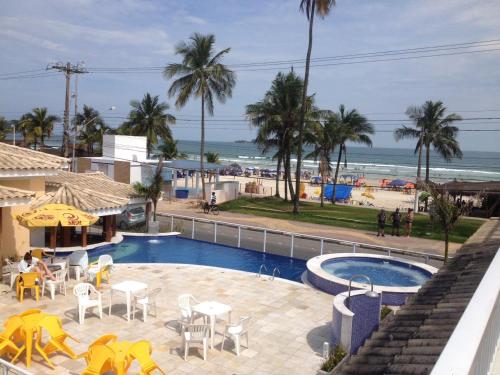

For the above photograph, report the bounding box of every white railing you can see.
[431,247,500,375]
[158,213,444,264]
[0,358,33,375]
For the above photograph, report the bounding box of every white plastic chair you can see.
[87,254,113,284]
[132,287,161,322]
[182,324,210,361]
[42,268,67,300]
[178,294,205,331]
[221,316,250,356]
[73,283,103,325]
[68,250,88,281]
[4,259,20,289]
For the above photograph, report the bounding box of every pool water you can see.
[321,257,432,287]
[89,236,306,282]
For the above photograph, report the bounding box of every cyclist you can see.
[210,192,217,207]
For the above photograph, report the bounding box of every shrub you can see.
[381,305,393,320]
[320,345,347,372]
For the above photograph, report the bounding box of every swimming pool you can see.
[89,235,306,282]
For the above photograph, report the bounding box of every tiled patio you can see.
[0,264,333,374]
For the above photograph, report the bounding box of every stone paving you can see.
[0,264,333,374]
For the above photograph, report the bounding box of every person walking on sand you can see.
[377,209,387,237]
[391,208,401,236]
[405,208,414,237]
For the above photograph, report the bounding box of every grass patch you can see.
[219,197,483,243]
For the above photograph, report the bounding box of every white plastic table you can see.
[192,301,232,349]
[108,280,147,322]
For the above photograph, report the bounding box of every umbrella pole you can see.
[50,227,57,258]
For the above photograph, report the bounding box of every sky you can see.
[1,0,500,151]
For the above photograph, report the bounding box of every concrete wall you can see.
[0,177,45,258]
[103,135,147,162]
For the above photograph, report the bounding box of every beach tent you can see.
[323,184,354,201]
[389,179,407,187]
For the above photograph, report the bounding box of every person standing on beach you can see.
[405,208,414,237]
[391,208,401,236]
[377,209,387,237]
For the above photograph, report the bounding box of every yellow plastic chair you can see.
[95,265,111,289]
[0,316,23,359]
[80,344,115,375]
[78,334,118,364]
[38,316,80,359]
[129,340,166,375]
[16,273,41,303]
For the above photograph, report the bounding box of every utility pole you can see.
[72,74,79,171]
[47,62,87,157]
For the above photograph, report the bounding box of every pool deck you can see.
[0,264,333,374]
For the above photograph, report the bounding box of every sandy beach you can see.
[215,175,415,211]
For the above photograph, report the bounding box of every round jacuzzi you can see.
[307,253,438,305]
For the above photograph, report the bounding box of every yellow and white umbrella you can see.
[361,192,375,200]
[16,203,98,228]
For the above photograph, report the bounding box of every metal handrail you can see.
[271,267,280,281]
[159,212,445,262]
[257,264,268,278]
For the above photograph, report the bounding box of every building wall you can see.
[0,177,45,258]
[103,135,147,162]
[114,161,131,184]
[77,157,92,173]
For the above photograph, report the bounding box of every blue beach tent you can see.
[323,184,354,201]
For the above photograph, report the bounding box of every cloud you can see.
[0,28,68,52]
[184,15,207,25]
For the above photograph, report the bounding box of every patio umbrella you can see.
[361,192,375,199]
[389,179,407,187]
[16,204,98,255]
[16,203,98,228]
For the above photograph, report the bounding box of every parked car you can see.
[117,206,146,229]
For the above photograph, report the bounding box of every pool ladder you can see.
[271,267,280,281]
[257,264,268,278]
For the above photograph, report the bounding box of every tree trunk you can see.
[286,152,295,200]
[284,161,288,202]
[444,229,449,263]
[320,174,325,207]
[200,96,206,200]
[275,155,282,198]
[332,145,343,204]
[293,0,316,215]
[424,145,430,211]
[152,200,157,221]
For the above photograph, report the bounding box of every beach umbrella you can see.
[389,179,407,187]
[361,192,375,199]
[16,203,98,228]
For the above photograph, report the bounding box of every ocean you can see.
[18,136,500,182]
[176,140,500,183]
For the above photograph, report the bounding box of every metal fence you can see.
[158,213,444,267]
[0,358,32,375]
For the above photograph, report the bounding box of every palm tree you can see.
[247,71,305,201]
[205,152,220,182]
[0,116,9,141]
[164,33,236,200]
[395,101,462,185]
[124,93,176,158]
[133,158,164,232]
[95,123,113,154]
[295,0,336,214]
[330,105,374,204]
[158,139,188,160]
[306,121,337,207]
[23,108,60,147]
[75,105,105,154]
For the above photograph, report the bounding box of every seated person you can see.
[210,192,217,207]
[18,252,56,281]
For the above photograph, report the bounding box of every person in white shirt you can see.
[18,252,56,281]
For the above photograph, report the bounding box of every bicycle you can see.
[203,202,220,215]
